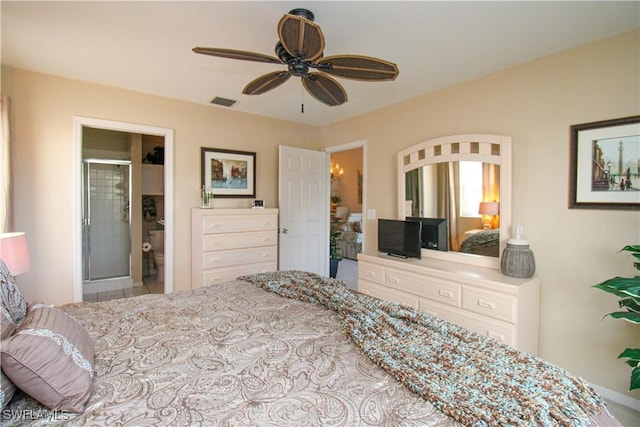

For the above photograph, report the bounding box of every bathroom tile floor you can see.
[83,277,164,302]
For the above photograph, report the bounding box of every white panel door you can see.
[278,146,329,276]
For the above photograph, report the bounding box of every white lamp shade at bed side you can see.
[0,232,31,276]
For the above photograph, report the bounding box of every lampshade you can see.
[0,232,31,276]
[478,202,500,216]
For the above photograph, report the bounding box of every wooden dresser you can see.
[192,208,278,288]
[357,253,540,355]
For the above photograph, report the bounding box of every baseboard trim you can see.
[593,383,640,411]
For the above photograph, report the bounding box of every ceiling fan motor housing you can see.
[287,8,314,21]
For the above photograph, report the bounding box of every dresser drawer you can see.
[201,214,278,234]
[358,262,385,285]
[202,246,277,269]
[463,287,516,323]
[386,269,461,308]
[202,231,277,251]
[199,261,277,287]
[419,298,515,346]
[358,281,419,310]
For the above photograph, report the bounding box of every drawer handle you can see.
[477,299,496,310]
[388,276,400,284]
[487,332,505,342]
[438,290,453,299]
[365,271,376,277]
[208,257,222,263]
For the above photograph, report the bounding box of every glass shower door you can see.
[82,160,132,281]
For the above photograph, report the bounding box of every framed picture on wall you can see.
[569,116,640,210]
[201,147,256,198]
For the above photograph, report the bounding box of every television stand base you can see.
[387,253,408,259]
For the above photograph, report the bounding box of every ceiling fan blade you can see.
[277,14,325,62]
[193,47,282,64]
[242,71,291,95]
[316,55,399,81]
[302,73,347,107]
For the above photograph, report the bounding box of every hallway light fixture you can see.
[330,161,344,180]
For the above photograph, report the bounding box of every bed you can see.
[1,267,621,426]
[459,229,500,257]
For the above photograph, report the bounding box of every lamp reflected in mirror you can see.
[478,201,500,230]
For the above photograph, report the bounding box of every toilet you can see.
[148,230,165,282]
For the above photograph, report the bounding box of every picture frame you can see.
[201,147,256,198]
[569,115,640,210]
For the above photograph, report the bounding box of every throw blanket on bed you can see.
[239,271,605,427]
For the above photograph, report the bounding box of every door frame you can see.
[72,116,174,302]
[324,139,367,250]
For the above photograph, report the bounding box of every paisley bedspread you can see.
[2,273,620,426]
[3,279,457,426]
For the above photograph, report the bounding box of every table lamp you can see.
[0,232,31,276]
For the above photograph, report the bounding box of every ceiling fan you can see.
[193,8,399,107]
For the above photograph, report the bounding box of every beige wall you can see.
[3,30,639,399]
[2,68,320,303]
[320,31,640,398]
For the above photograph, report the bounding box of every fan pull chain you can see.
[301,86,304,114]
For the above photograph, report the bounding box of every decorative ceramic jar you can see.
[501,224,536,278]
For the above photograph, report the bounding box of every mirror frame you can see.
[397,134,512,269]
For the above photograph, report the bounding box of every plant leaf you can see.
[619,297,640,313]
[618,347,640,361]
[620,245,640,253]
[630,365,640,390]
[607,311,640,323]
[594,276,640,298]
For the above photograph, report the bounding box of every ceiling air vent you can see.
[210,97,237,107]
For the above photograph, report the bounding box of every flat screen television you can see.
[406,217,448,252]
[377,219,422,259]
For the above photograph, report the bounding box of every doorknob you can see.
[280,228,288,234]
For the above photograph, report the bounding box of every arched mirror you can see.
[397,134,511,269]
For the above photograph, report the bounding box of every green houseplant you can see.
[594,245,640,390]
[329,223,343,278]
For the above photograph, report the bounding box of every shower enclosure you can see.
[82,159,132,289]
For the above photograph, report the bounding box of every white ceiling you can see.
[2,1,638,127]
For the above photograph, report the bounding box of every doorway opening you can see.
[73,117,174,303]
[326,140,366,290]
